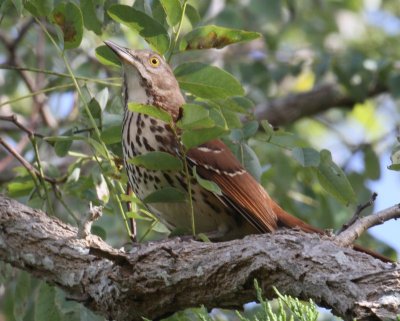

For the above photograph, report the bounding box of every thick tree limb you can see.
[0,195,399,321]
[255,83,387,126]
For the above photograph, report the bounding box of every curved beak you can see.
[104,40,134,64]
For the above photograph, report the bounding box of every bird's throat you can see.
[123,64,150,107]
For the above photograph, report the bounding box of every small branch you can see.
[337,193,378,234]
[77,204,103,239]
[0,65,121,86]
[0,138,60,185]
[255,83,387,126]
[337,203,400,247]
[0,114,43,138]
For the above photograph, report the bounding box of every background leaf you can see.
[180,25,260,51]
[175,62,244,98]
[95,45,121,67]
[177,103,214,130]
[317,150,356,205]
[292,147,320,167]
[35,282,61,321]
[160,0,182,27]
[51,2,83,49]
[182,127,227,149]
[107,4,170,54]
[143,187,187,203]
[128,103,172,123]
[193,167,222,195]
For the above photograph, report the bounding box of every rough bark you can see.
[256,83,387,126]
[0,195,399,321]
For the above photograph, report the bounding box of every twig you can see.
[337,203,400,247]
[77,203,103,239]
[337,192,378,234]
[0,65,121,85]
[0,138,60,185]
[1,18,57,128]
[0,114,44,138]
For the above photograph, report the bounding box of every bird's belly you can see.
[128,162,255,239]
[122,112,258,240]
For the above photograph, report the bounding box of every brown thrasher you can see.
[105,41,390,261]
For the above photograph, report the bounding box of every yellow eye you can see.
[149,56,160,67]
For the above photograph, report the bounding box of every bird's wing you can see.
[186,139,279,232]
[186,140,394,262]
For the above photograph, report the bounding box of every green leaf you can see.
[242,120,259,138]
[44,136,85,143]
[87,138,109,158]
[143,187,187,203]
[388,164,400,171]
[95,174,109,203]
[150,1,167,28]
[268,130,302,149]
[54,130,74,157]
[7,178,35,198]
[220,109,242,129]
[389,144,400,171]
[80,0,102,35]
[239,143,262,181]
[101,125,121,145]
[128,151,182,171]
[388,73,400,99]
[174,62,244,99]
[67,167,80,183]
[363,145,380,180]
[12,0,23,15]
[292,147,320,167]
[193,167,222,195]
[185,4,200,27]
[317,149,355,205]
[260,120,274,141]
[160,0,182,27]
[96,87,109,111]
[91,225,107,240]
[83,98,102,127]
[35,283,61,321]
[177,103,214,129]
[128,103,172,123]
[54,139,73,157]
[95,45,121,67]
[213,96,254,113]
[151,221,171,233]
[13,271,31,320]
[182,127,227,149]
[120,193,142,204]
[51,2,83,49]
[108,4,170,54]
[180,25,261,51]
[24,0,53,17]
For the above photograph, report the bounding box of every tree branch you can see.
[0,195,398,321]
[255,83,387,126]
[337,203,400,247]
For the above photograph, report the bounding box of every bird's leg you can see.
[126,182,137,242]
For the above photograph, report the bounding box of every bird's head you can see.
[104,41,184,120]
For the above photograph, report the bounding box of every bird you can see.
[104,40,391,261]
